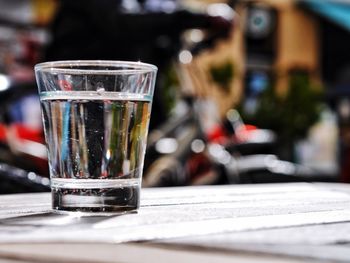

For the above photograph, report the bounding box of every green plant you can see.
[239,71,323,142]
[162,65,180,114]
[209,61,234,93]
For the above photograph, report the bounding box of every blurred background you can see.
[0,0,349,193]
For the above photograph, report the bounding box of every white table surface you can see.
[0,183,350,262]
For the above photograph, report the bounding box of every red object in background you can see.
[0,123,48,176]
[234,124,259,142]
[0,125,6,142]
[0,123,44,144]
[207,124,229,144]
[207,123,259,145]
[13,123,44,143]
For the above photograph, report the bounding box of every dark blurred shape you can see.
[300,0,350,182]
[299,0,350,86]
[0,162,49,194]
[44,0,234,129]
[244,3,277,68]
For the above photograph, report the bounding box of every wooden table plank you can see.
[0,243,310,263]
[0,183,349,262]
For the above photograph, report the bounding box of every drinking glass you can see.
[35,60,157,214]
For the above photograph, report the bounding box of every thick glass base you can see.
[51,179,140,214]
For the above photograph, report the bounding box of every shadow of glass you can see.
[0,211,137,228]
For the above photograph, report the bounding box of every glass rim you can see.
[35,60,158,75]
